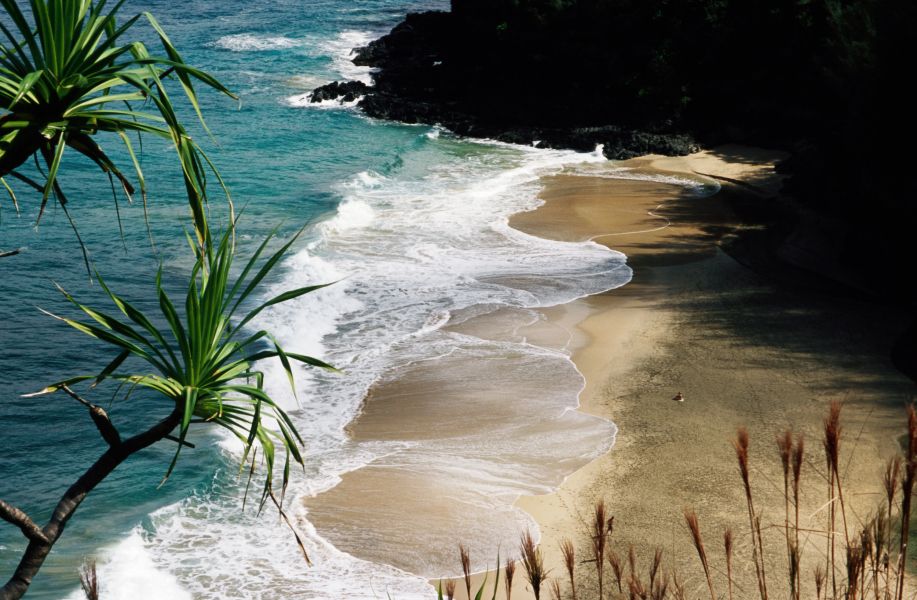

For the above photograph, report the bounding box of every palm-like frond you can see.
[30,223,336,525]
[0,0,237,255]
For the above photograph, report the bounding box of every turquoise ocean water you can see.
[0,2,710,598]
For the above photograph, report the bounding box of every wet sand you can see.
[306,145,917,599]
[510,146,917,599]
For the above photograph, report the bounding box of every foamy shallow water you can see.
[87,137,724,598]
[16,10,713,600]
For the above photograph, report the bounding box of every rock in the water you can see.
[309,81,370,104]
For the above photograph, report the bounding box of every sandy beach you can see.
[305,145,916,599]
[508,145,917,599]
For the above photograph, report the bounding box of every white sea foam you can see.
[213,29,375,109]
[569,163,722,196]
[213,33,307,52]
[319,199,375,233]
[98,129,708,598]
[64,533,192,600]
[326,30,376,84]
[282,30,375,108]
[283,93,362,109]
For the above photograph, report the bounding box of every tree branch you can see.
[0,501,48,545]
[60,385,121,448]
[0,408,181,599]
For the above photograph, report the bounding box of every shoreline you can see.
[304,144,917,599]
[507,146,916,599]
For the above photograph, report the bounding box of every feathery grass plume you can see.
[792,434,805,600]
[846,543,863,600]
[778,430,794,598]
[549,579,562,600]
[520,530,547,600]
[825,440,837,596]
[875,509,888,600]
[446,580,456,600]
[827,402,850,538]
[884,456,901,515]
[733,426,769,600]
[672,571,687,600]
[883,456,900,600]
[649,548,663,592]
[725,527,735,600]
[895,404,917,600]
[460,544,472,600]
[823,401,847,598]
[78,560,98,600]
[504,558,516,600]
[592,500,609,600]
[628,573,647,600]
[815,565,826,600]
[628,544,637,580]
[608,549,624,594]
[560,538,577,600]
[651,571,668,600]
[685,508,717,600]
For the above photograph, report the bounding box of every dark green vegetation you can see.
[0,2,328,597]
[0,223,331,598]
[342,0,915,300]
[0,0,235,260]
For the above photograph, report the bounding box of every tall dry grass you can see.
[460,544,472,600]
[439,402,916,600]
[684,508,716,600]
[505,558,516,600]
[78,560,98,600]
[521,529,548,600]
[592,501,610,599]
[560,538,577,600]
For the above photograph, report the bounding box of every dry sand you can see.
[507,145,917,600]
[307,145,917,599]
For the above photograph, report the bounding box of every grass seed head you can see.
[520,530,547,600]
[459,544,472,600]
[504,558,516,600]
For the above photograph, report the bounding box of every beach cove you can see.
[515,147,917,599]
[3,1,915,598]
[304,145,917,598]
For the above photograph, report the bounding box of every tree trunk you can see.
[0,409,181,600]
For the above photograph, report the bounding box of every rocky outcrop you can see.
[313,10,700,159]
[308,81,370,104]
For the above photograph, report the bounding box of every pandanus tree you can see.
[0,0,236,260]
[0,1,334,598]
[0,225,335,598]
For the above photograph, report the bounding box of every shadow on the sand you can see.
[612,180,916,413]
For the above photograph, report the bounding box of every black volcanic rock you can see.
[314,2,917,308]
[305,1,917,345]
[341,9,703,160]
[309,81,370,104]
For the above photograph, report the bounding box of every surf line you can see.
[589,200,672,242]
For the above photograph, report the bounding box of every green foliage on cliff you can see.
[444,0,914,291]
[448,0,887,133]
